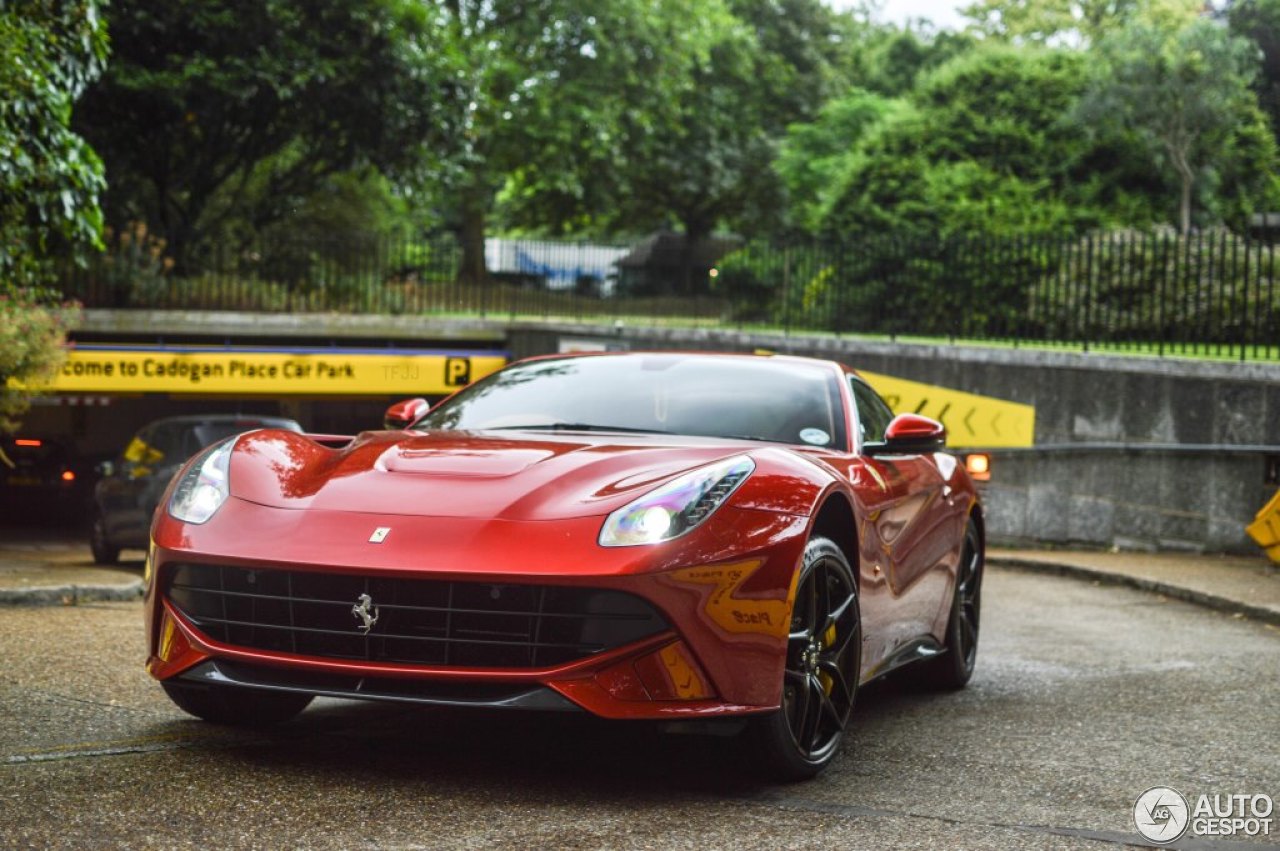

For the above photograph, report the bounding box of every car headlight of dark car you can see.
[168,439,234,524]
[598,455,754,547]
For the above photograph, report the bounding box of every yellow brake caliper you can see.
[818,623,837,695]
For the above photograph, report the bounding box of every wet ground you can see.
[1,568,1277,849]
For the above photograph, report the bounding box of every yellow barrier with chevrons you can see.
[1246,489,1280,564]
[860,370,1036,449]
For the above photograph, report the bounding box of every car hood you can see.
[227,428,799,521]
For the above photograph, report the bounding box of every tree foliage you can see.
[494,0,850,276]
[1230,0,1280,141]
[1079,17,1274,233]
[616,0,850,239]
[0,1,100,435]
[840,24,977,97]
[959,0,1200,45]
[0,290,79,436]
[822,45,1135,238]
[1,0,108,287]
[775,89,904,233]
[19,0,1280,308]
[74,0,453,266]
[426,0,733,280]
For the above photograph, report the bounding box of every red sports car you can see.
[144,352,984,778]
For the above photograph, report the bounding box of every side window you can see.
[147,423,182,466]
[850,379,894,446]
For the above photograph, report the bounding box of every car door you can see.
[849,378,956,643]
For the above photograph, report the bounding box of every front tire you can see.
[162,681,313,725]
[749,536,861,781]
[89,515,120,566]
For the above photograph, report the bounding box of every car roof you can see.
[515,349,849,374]
[137,414,301,429]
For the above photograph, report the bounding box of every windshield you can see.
[416,355,847,449]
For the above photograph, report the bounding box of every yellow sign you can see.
[30,348,508,396]
[1246,489,1280,564]
[860,370,1035,448]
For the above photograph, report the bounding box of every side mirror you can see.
[384,398,430,430]
[863,414,946,456]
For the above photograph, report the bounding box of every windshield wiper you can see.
[488,422,671,435]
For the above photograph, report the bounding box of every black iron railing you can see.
[59,230,1280,360]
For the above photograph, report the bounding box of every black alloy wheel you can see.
[750,536,861,780]
[915,516,983,690]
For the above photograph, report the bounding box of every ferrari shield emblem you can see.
[368,527,391,543]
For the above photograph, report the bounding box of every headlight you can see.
[168,439,234,524]
[599,456,755,547]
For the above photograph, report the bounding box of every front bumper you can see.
[145,499,809,720]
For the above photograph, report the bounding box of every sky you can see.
[831,0,969,31]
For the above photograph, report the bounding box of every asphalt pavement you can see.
[2,562,1277,849]
[1,526,1277,627]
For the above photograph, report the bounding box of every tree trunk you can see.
[1180,172,1192,236]
[458,200,488,285]
[1168,143,1194,236]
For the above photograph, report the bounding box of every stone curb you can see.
[0,581,144,606]
[989,556,1280,628]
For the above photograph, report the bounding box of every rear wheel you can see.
[89,514,120,566]
[749,536,861,781]
[913,517,983,690]
[162,681,313,725]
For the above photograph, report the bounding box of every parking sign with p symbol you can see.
[444,357,472,387]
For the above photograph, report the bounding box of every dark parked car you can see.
[91,414,302,564]
[0,436,94,520]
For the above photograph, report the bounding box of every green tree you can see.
[74,0,452,267]
[573,0,849,262]
[0,1,101,436]
[0,291,79,436]
[443,0,812,282]
[775,89,904,233]
[841,24,977,97]
[1,0,107,287]
[960,0,1199,45]
[823,45,1146,237]
[1229,0,1280,141]
[429,0,712,280]
[1080,18,1271,233]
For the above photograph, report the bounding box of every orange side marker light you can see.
[965,453,991,482]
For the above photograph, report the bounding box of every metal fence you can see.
[60,229,1280,359]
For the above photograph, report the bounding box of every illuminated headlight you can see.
[168,439,234,524]
[599,456,755,547]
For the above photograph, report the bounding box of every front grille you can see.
[166,563,668,668]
